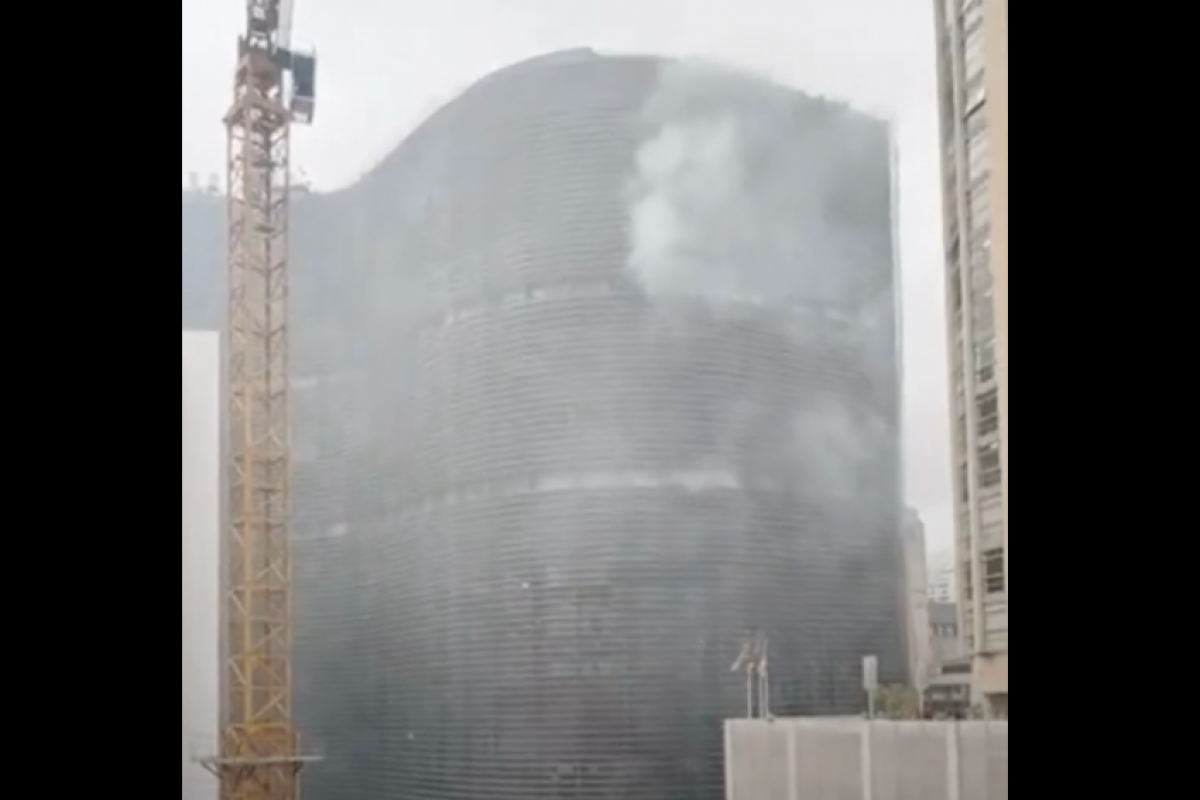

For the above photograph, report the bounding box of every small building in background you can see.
[925,601,973,718]
[900,509,935,690]
[925,658,974,719]
[930,601,962,664]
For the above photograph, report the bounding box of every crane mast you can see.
[207,1,316,799]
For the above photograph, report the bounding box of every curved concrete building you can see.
[181,49,904,800]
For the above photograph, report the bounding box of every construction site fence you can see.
[725,718,1008,800]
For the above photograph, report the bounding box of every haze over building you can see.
[934,0,1009,713]
[183,49,906,800]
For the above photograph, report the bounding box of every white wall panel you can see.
[183,331,220,800]
[727,718,1009,800]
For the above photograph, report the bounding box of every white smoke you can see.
[628,112,749,301]
[625,59,897,510]
[626,60,876,311]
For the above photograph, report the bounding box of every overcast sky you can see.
[182,0,954,552]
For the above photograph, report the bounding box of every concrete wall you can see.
[726,718,1007,800]
[183,331,221,800]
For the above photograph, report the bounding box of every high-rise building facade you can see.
[933,0,1009,713]
[366,51,905,800]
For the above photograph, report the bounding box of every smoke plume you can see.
[625,58,898,511]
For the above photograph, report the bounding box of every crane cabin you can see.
[244,0,317,125]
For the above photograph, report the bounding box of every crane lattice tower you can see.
[202,2,317,799]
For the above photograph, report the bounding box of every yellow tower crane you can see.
[202,2,317,799]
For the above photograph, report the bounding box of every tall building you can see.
[182,331,220,800]
[933,0,1009,713]
[182,50,907,800]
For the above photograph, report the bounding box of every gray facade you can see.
[180,49,904,800]
[180,191,221,330]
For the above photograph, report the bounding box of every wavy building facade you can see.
[181,49,905,800]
